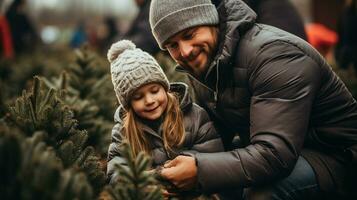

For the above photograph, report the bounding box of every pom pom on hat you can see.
[107,40,136,63]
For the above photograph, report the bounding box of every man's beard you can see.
[179,42,217,80]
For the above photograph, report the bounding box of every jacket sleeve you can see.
[181,104,224,155]
[107,107,128,184]
[194,41,321,192]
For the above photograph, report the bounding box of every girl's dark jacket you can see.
[107,82,224,183]
[175,0,357,196]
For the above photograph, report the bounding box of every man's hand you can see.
[160,155,198,190]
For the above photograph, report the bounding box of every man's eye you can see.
[167,43,178,49]
[183,33,193,40]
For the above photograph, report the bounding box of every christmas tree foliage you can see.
[0,125,93,200]
[67,45,116,119]
[9,76,74,137]
[105,142,163,200]
[1,46,186,200]
[42,46,116,156]
[6,76,106,195]
[0,88,6,117]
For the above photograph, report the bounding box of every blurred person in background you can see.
[0,11,14,59]
[96,17,119,54]
[70,21,88,49]
[212,0,307,41]
[5,0,39,55]
[335,0,357,74]
[305,23,338,58]
[120,0,160,55]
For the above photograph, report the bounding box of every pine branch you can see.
[41,47,115,156]
[8,76,76,138]
[106,142,163,200]
[7,76,106,195]
[0,128,94,200]
[68,45,116,119]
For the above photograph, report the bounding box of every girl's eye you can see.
[132,94,142,101]
[151,87,159,94]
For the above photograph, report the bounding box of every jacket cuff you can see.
[180,150,199,157]
[195,152,244,193]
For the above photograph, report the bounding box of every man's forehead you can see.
[166,27,198,43]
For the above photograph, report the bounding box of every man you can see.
[149,0,357,199]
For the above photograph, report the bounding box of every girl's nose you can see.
[144,94,155,105]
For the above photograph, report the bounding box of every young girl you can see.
[106,40,224,184]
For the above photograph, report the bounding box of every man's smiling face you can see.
[164,26,219,79]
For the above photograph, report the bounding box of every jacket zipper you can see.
[214,60,220,102]
[143,126,162,140]
[143,126,176,159]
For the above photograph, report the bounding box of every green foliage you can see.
[0,49,65,103]
[8,76,74,137]
[0,86,7,117]
[1,46,189,200]
[6,76,106,195]
[41,46,115,156]
[0,122,22,198]
[105,142,163,200]
[66,45,116,120]
[0,127,93,200]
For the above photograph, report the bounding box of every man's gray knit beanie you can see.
[149,0,219,49]
[107,40,170,109]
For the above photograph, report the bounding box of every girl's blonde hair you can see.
[123,92,185,158]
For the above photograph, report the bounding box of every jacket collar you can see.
[169,82,192,112]
[207,0,256,77]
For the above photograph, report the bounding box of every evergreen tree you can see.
[0,125,93,200]
[105,142,163,200]
[42,47,115,156]
[67,45,116,120]
[0,122,22,199]
[6,76,106,195]
[0,88,6,117]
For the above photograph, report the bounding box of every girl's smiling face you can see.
[130,83,168,120]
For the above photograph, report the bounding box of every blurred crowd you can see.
[0,0,356,74]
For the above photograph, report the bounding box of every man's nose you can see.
[179,41,193,59]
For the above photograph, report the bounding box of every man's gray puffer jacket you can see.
[175,0,357,196]
[107,82,224,183]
